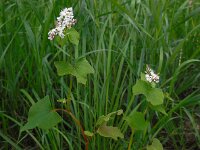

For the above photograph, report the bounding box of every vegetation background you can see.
[0,0,200,149]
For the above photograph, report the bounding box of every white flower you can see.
[145,74,152,83]
[56,26,65,38]
[145,65,159,83]
[48,28,57,40]
[48,7,76,40]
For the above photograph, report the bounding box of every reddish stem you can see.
[53,109,89,150]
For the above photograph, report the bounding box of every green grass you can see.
[0,0,200,149]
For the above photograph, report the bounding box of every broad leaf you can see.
[21,96,62,131]
[97,123,124,140]
[54,61,74,76]
[125,111,149,131]
[147,138,163,150]
[96,115,110,127]
[66,28,80,45]
[55,34,69,47]
[132,80,164,105]
[148,88,164,105]
[54,28,79,46]
[55,58,94,84]
[74,58,95,84]
[95,110,124,140]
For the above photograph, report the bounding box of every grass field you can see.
[0,0,200,149]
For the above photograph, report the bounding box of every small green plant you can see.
[125,65,165,150]
[84,109,124,140]
[21,6,166,150]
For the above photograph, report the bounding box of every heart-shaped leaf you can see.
[74,58,95,84]
[55,58,94,84]
[21,96,62,131]
[132,80,164,105]
[147,138,163,150]
[97,123,124,140]
[125,111,149,131]
[66,28,80,45]
[95,110,124,140]
[54,61,74,76]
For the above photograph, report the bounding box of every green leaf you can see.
[132,80,150,95]
[66,28,80,45]
[96,115,110,127]
[132,80,164,105]
[54,61,74,76]
[97,123,124,140]
[55,34,69,47]
[141,72,146,81]
[21,96,62,131]
[147,138,163,150]
[84,131,94,137]
[125,111,149,131]
[53,28,79,46]
[148,88,164,105]
[95,110,124,140]
[55,58,94,84]
[74,58,95,84]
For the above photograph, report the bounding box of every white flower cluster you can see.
[48,7,76,40]
[145,65,159,83]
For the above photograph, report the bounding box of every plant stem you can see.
[128,130,134,150]
[66,75,73,111]
[54,109,89,150]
